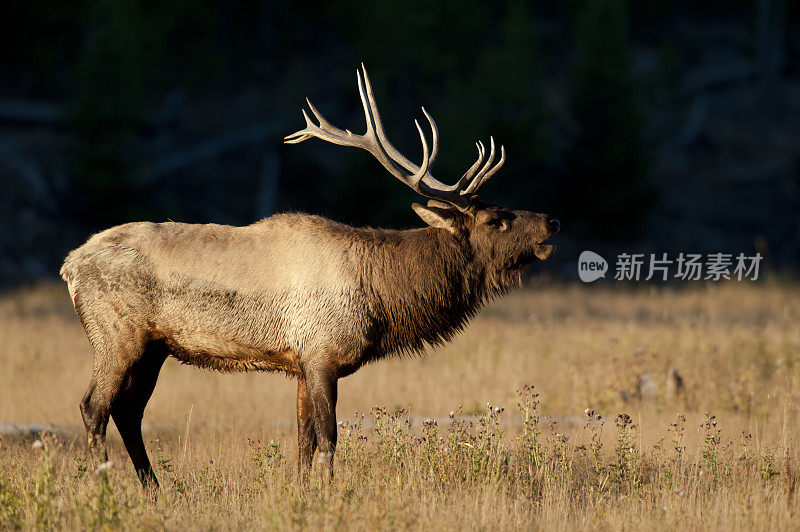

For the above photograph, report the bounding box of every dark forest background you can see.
[1,0,798,284]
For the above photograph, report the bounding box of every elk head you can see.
[285,65,559,277]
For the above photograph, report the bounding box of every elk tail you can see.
[59,250,81,305]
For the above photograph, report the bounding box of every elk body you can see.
[61,66,559,488]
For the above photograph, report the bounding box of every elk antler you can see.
[284,64,505,210]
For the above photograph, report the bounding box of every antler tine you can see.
[466,141,486,180]
[464,137,497,194]
[355,67,434,180]
[304,97,338,133]
[284,105,361,148]
[410,118,432,187]
[469,145,506,192]
[356,68,377,139]
[359,65,446,184]
[283,109,314,143]
[420,107,439,165]
[285,94,354,143]
[357,65,414,173]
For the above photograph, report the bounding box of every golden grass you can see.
[1,281,799,530]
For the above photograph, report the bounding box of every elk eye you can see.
[484,218,508,231]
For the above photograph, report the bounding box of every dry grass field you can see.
[1,281,799,530]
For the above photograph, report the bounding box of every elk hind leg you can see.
[111,339,168,489]
[79,379,111,462]
[78,317,146,469]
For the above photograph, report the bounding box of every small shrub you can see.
[29,433,57,528]
[249,438,286,488]
[585,409,609,498]
[698,412,721,489]
[153,439,187,494]
[0,444,22,528]
[83,460,121,529]
[612,413,640,493]
[517,385,543,480]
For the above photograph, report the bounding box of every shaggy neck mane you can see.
[355,227,513,358]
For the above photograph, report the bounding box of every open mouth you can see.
[513,230,558,267]
[533,244,556,260]
[533,223,559,260]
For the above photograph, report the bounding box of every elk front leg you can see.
[295,366,338,484]
[309,370,338,481]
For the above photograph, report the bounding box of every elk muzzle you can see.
[533,216,559,260]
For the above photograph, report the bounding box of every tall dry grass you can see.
[0,281,798,529]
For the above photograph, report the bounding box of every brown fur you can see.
[61,201,558,488]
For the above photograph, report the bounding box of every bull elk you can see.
[60,65,559,489]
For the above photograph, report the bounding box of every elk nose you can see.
[547,217,560,233]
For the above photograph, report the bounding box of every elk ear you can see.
[411,203,458,234]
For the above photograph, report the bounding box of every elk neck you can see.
[354,226,505,358]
